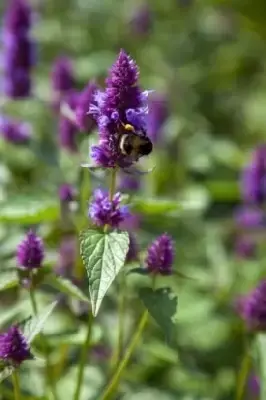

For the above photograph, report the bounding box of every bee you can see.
[119,123,153,161]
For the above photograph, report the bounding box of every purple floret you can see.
[0,325,32,366]
[17,230,44,269]
[89,189,129,228]
[145,234,174,275]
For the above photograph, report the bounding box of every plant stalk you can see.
[73,312,93,400]
[12,371,20,400]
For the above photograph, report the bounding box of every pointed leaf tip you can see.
[79,229,129,316]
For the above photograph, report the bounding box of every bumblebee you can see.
[119,123,153,160]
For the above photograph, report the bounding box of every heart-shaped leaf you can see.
[80,229,129,316]
[139,287,178,343]
[45,275,90,304]
[24,301,57,343]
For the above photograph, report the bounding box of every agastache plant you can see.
[75,50,177,400]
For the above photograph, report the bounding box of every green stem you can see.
[110,273,126,370]
[99,309,149,400]
[29,288,58,400]
[236,347,251,400]
[12,371,20,400]
[74,312,93,400]
[109,167,117,201]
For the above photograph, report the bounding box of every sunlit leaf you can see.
[24,301,57,343]
[80,229,129,316]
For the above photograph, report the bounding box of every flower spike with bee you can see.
[89,49,153,168]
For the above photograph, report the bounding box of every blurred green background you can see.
[1,0,266,399]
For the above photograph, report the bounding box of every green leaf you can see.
[0,196,59,224]
[46,324,101,346]
[44,275,90,304]
[80,229,129,316]
[132,197,180,215]
[0,366,14,383]
[24,301,57,343]
[139,287,178,343]
[0,273,19,292]
[257,334,266,399]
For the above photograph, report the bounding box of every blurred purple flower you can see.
[17,230,44,270]
[0,325,32,366]
[3,0,35,98]
[145,234,174,275]
[89,49,152,168]
[241,145,266,205]
[51,56,74,111]
[75,81,98,132]
[89,189,129,228]
[235,236,256,259]
[118,173,141,193]
[247,375,260,398]
[58,91,79,152]
[130,4,152,36]
[56,236,77,278]
[0,117,31,144]
[235,207,264,229]
[147,93,168,143]
[58,184,76,203]
[240,280,266,331]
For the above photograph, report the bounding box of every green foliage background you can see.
[1,0,266,399]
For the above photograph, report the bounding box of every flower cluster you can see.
[89,49,152,168]
[89,189,129,228]
[3,0,35,98]
[238,280,266,331]
[145,234,174,275]
[0,117,31,144]
[0,325,32,366]
[17,231,44,270]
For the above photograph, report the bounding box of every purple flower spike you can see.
[147,93,168,143]
[17,230,44,270]
[0,325,32,366]
[89,50,152,168]
[89,189,129,228]
[145,234,174,275]
[3,0,35,98]
[240,280,266,331]
[75,81,98,132]
[58,91,79,152]
[0,117,31,144]
[59,184,76,202]
[241,145,266,205]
